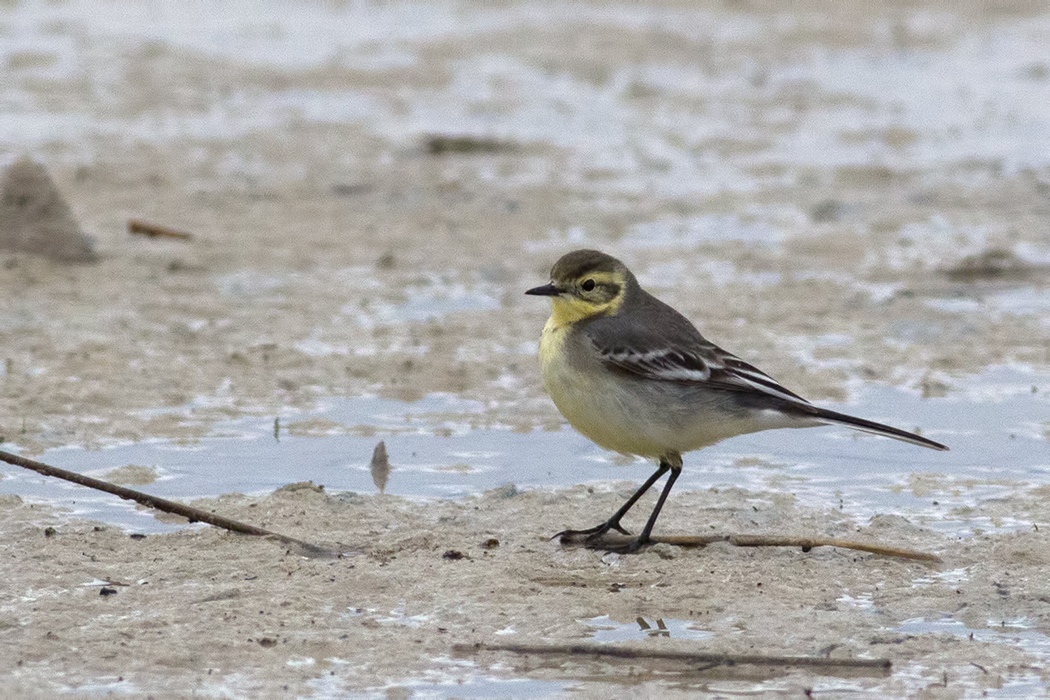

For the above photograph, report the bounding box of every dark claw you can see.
[553,520,632,544]
[553,527,597,541]
[556,524,658,553]
[553,528,591,543]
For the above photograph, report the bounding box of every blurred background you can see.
[1,0,1046,496]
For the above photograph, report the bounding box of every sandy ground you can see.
[1,1,1050,697]
[2,485,1050,698]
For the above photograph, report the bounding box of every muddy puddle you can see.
[2,365,1044,539]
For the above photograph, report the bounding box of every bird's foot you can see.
[554,520,631,546]
[556,522,657,553]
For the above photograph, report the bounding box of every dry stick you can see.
[562,531,941,563]
[127,218,193,240]
[0,449,345,557]
[724,533,941,563]
[455,642,891,672]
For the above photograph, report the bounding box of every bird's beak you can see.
[525,282,562,297]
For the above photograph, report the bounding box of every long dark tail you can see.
[807,405,948,451]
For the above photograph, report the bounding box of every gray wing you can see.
[583,295,810,405]
[582,292,948,452]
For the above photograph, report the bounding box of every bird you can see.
[526,249,948,552]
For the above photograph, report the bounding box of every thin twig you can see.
[0,449,348,557]
[724,533,941,563]
[454,642,891,672]
[560,531,941,563]
[128,218,193,240]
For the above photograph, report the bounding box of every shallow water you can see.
[5,3,1050,192]
[582,615,713,643]
[1,365,1045,537]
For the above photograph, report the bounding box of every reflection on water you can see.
[582,615,712,642]
[0,366,1045,537]
[895,617,1050,699]
[898,617,1050,652]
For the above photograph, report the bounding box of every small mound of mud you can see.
[0,157,98,262]
[941,248,1040,282]
[103,464,158,486]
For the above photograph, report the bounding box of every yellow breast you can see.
[537,315,664,458]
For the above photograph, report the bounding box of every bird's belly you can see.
[539,326,786,457]
[545,367,664,456]
[539,330,683,456]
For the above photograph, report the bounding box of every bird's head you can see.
[525,249,634,325]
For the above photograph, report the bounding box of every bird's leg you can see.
[555,460,671,543]
[625,460,682,552]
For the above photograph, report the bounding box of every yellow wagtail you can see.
[526,249,948,552]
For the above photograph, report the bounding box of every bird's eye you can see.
[581,279,596,292]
